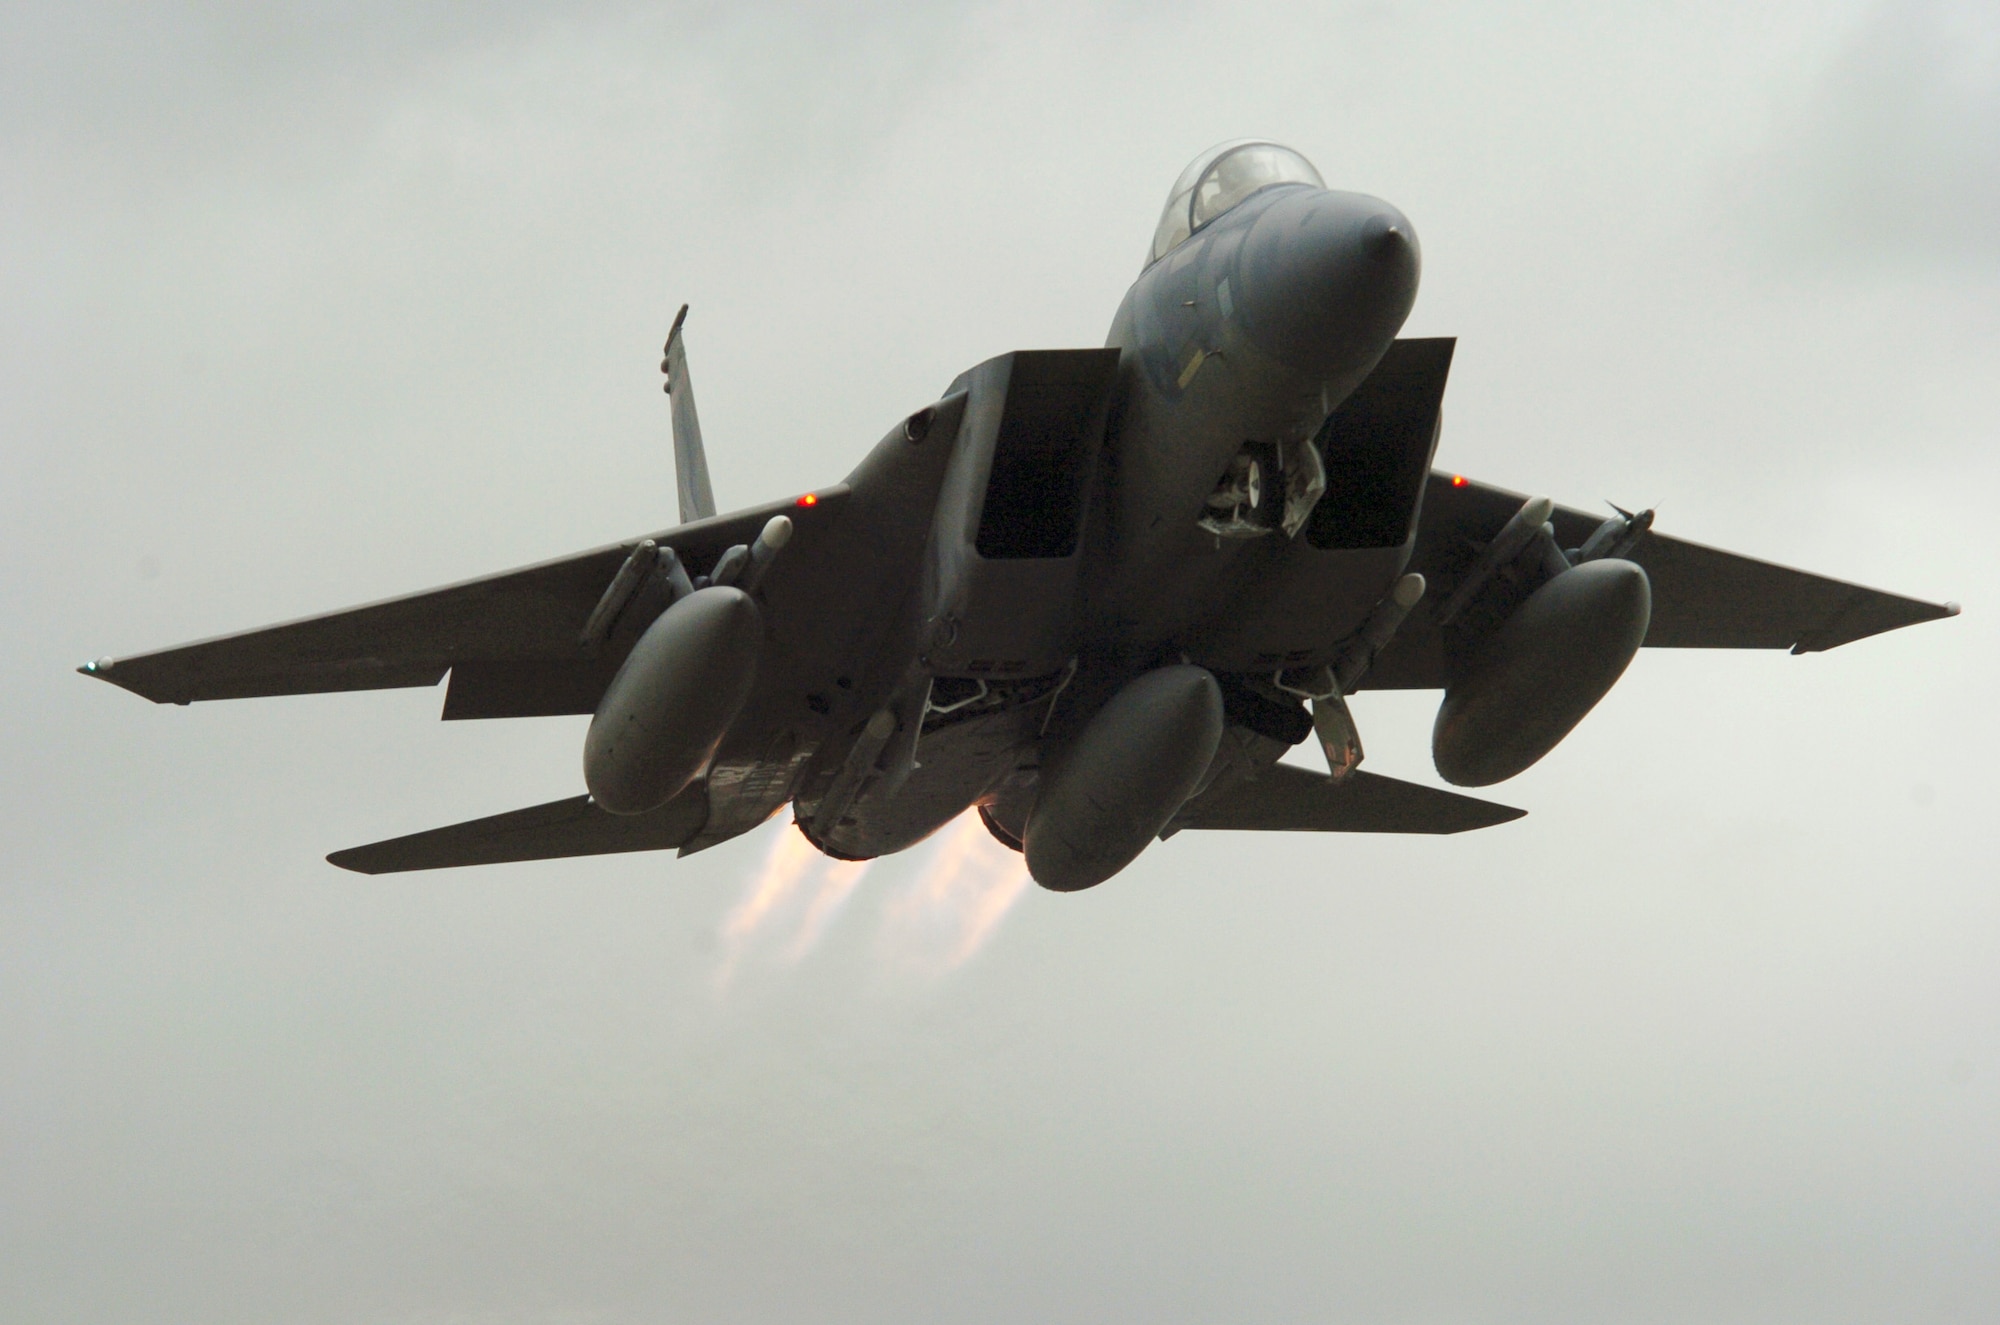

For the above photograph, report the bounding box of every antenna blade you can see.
[662,304,716,523]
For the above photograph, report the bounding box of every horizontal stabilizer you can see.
[1177,763,1524,834]
[327,786,706,874]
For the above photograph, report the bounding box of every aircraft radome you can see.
[81,140,1960,891]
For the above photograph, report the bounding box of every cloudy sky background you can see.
[4,1,1997,1320]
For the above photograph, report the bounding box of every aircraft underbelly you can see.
[810,704,1039,860]
[1087,368,1291,643]
[1090,337,1449,666]
[1185,542,1410,672]
[683,731,811,854]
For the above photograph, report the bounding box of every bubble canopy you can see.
[1147,140,1325,267]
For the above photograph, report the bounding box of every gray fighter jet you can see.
[81,141,1959,890]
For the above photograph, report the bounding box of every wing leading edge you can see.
[79,490,848,709]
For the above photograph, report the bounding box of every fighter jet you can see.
[81,140,1959,890]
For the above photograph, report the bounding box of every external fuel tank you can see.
[1023,665,1225,891]
[584,586,762,814]
[1432,559,1651,787]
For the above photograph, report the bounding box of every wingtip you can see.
[325,849,376,875]
[76,656,114,680]
[1944,601,1962,617]
[1452,801,1528,831]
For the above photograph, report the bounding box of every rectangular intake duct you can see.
[921,348,1121,679]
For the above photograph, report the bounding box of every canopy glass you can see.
[1147,141,1324,267]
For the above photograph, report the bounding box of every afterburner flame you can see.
[781,859,868,963]
[722,825,818,944]
[715,813,1025,988]
[714,824,869,990]
[878,811,1029,976]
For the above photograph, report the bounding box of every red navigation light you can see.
[795,492,819,507]
[1450,474,1468,488]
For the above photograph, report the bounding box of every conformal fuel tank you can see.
[1024,664,1225,892]
[584,586,762,814]
[1432,558,1650,787]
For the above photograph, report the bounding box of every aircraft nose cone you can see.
[1233,190,1421,379]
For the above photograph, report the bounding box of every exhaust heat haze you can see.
[877,811,1030,977]
[714,823,870,990]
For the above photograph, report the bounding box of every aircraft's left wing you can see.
[81,489,848,708]
[1363,473,1959,689]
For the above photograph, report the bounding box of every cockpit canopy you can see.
[1147,140,1325,267]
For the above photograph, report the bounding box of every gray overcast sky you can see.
[4,2,1997,1321]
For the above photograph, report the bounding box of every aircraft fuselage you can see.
[799,181,1426,862]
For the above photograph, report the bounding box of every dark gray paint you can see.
[583,586,763,815]
[1433,558,1652,787]
[79,154,1957,889]
[1024,664,1226,892]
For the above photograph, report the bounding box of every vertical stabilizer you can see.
[661,304,717,523]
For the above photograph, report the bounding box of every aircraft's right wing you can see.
[1364,473,1959,689]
